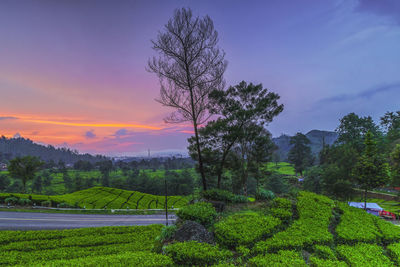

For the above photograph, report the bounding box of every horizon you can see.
[1,0,399,156]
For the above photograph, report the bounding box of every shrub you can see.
[41,200,52,207]
[164,241,232,266]
[201,189,248,203]
[373,216,400,244]
[58,202,72,208]
[40,252,174,267]
[313,245,337,260]
[18,198,32,206]
[214,212,281,248]
[269,197,293,221]
[255,189,275,201]
[308,256,348,267]
[387,242,400,265]
[248,250,307,266]
[335,203,381,245]
[253,192,334,253]
[176,202,217,226]
[336,243,393,266]
[4,197,18,205]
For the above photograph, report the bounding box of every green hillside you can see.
[1,191,400,266]
[0,187,188,209]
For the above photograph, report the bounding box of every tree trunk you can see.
[217,151,229,189]
[193,122,207,191]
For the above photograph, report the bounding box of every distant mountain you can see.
[273,130,338,161]
[0,136,107,164]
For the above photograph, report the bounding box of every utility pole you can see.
[165,176,168,226]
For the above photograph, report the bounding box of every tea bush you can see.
[176,202,217,226]
[254,192,334,253]
[164,241,232,266]
[39,252,174,267]
[337,243,393,266]
[214,212,280,248]
[201,189,248,203]
[248,250,307,266]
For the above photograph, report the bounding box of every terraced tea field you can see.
[0,187,188,209]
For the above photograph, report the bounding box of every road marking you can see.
[0,217,175,222]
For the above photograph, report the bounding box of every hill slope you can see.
[0,136,106,164]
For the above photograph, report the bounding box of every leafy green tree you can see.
[188,81,283,189]
[336,112,381,153]
[390,144,400,186]
[97,160,113,187]
[0,174,10,192]
[31,175,42,193]
[74,173,83,191]
[381,111,400,150]
[303,166,323,194]
[8,156,44,193]
[265,173,288,194]
[321,164,354,200]
[288,133,313,176]
[42,171,53,187]
[352,131,390,209]
[148,7,227,191]
[63,172,74,193]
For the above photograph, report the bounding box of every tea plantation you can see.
[1,191,400,266]
[0,186,188,209]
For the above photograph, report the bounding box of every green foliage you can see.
[390,144,400,186]
[17,198,31,206]
[337,243,393,266]
[264,173,289,194]
[336,112,381,153]
[308,256,348,267]
[214,212,281,248]
[336,202,381,244]
[0,186,188,209]
[255,189,275,201]
[248,250,307,266]
[39,251,173,267]
[254,191,334,253]
[288,133,313,175]
[0,225,162,266]
[176,202,217,226]
[313,245,337,260]
[352,131,390,198]
[269,197,292,222]
[387,242,400,265]
[155,225,177,243]
[164,241,233,266]
[201,189,249,203]
[4,196,18,205]
[8,156,44,193]
[304,166,323,194]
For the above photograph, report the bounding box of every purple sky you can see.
[0,0,399,156]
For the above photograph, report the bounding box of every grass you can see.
[265,162,296,175]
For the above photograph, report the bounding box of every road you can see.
[0,211,175,230]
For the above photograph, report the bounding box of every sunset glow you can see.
[1,0,399,156]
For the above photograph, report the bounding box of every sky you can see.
[0,0,399,156]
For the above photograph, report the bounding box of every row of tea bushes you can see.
[253,192,334,253]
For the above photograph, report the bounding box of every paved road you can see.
[0,211,175,230]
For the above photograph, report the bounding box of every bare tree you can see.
[148,8,227,190]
